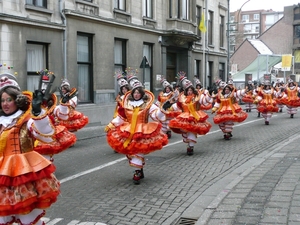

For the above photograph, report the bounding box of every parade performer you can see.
[212,83,248,140]
[254,80,279,125]
[113,70,130,118]
[242,80,255,112]
[105,68,168,184]
[0,73,60,225]
[277,78,300,118]
[166,71,212,155]
[34,69,76,161]
[194,76,212,111]
[254,81,264,117]
[54,79,89,132]
[155,76,176,138]
[273,79,285,113]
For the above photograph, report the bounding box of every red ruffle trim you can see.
[106,124,168,155]
[58,113,89,132]
[257,104,279,113]
[34,126,77,155]
[213,111,248,124]
[280,98,300,107]
[200,103,212,110]
[242,95,254,103]
[0,191,59,217]
[169,119,212,135]
[0,164,56,186]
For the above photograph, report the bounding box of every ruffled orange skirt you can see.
[257,100,279,113]
[57,111,89,132]
[279,98,300,107]
[0,152,60,216]
[169,111,212,135]
[107,122,168,155]
[213,104,248,124]
[242,95,254,103]
[34,125,77,155]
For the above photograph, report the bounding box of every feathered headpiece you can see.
[176,71,193,90]
[126,67,143,90]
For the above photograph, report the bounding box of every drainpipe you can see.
[59,0,67,79]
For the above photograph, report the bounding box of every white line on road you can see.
[60,116,275,184]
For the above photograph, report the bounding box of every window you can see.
[254,14,259,20]
[208,11,213,45]
[295,25,300,39]
[194,60,201,77]
[114,39,127,95]
[77,33,93,103]
[26,0,47,8]
[230,15,235,22]
[196,6,201,38]
[220,15,224,48]
[242,14,249,22]
[142,43,153,91]
[114,0,126,11]
[219,63,225,80]
[178,0,190,20]
[143,0,153,18]
[26,42,48,91]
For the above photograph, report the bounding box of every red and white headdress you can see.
[126,67,143,90]
[160,76,172,89]
[115,70,128,88]
[0,73,20,91]
[177,71,193,90]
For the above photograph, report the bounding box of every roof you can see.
[248,39,273,55]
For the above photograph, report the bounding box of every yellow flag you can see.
[199,11,206,33]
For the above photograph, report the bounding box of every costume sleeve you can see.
[27,109,55,143]
[53,104,69,120]
[68,95,78,108]
[110,115,125,127]
[149,104,166,122]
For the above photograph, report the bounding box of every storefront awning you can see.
[232,54,282,82]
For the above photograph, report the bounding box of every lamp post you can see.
[227,0,230,82]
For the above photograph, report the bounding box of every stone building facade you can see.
[0,0,228,124]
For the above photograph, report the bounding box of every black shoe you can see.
[187,146,194,156]
[291,114,294,118]
[257,113,260,117]
[133,170,143,184]
[228,132,233,137]
[279,109,282,112]
[167,131,172,139]
[249,109,251,112]
[224,134,231,140]
[265,121,269,125]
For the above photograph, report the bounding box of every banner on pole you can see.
[281,54,292,71]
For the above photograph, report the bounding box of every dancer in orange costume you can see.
[105,68,168,184]
[33,69,76,161]
[113,70,130,118]
[54,79,89,133]
[254,80,279,125]
[166,71,212,155]
[242,80,255,112]
[155,76,177,139]
[212,83,248,140]
[0,73,60,225]
[194,76,212,111]
[277,77,300,118]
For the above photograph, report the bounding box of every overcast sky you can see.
[230,0,299,12]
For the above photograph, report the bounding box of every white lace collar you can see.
[129,99,144,107]
[163,92,172,97]
[0,109,23,128]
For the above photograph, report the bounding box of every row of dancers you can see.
[105,68,300,184]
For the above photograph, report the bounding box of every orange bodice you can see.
[0,111,33,156]
[286,87,298,100]
[178,94,201,112]
[158,92,173,107]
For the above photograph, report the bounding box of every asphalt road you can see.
[42,109,300,225]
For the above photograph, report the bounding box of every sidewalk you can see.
[188,133,300,225]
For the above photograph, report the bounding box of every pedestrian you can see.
[211,83,248,140]
[277,78,300,118]
[105,68,168,184]
[166,71,212,155]
[53,79,89,133]
[33,69,76,161]
[254,80,279,125]
[0,73,60,225]
[155,76,176,138]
